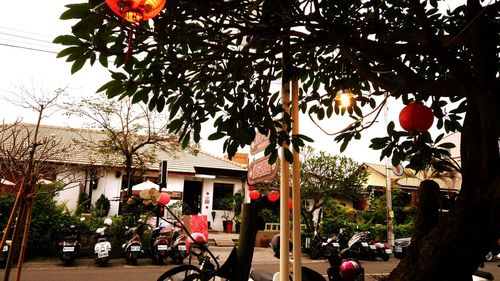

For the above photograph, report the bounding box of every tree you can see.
[299,146,368,233]
[0,86,79,281]
[55,1,499,280]
[62,93,184,198]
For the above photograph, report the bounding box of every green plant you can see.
[94,194,110,217]
[75,192,90,215]
[259,208,278,224]
[215,197,236,221]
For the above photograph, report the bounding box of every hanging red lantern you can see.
[249,190,260,200]
[399,102,434,133]
[268,190,280,202]
[288,199,293,209]
[158,192,170,206]
[105,0,166,23]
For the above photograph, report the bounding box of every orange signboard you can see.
[247,156,279,185]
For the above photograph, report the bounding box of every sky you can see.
[0,0,464,165]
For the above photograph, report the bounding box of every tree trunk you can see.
[388,92,500,280]
[125,155,134,198]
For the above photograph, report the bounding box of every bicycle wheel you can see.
[157,264,201,281]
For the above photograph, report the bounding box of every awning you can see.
[132,180,159,191]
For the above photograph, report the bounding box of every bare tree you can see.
[62,93,186,199]
[0,86,80,281]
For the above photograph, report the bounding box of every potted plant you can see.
[216,197,236,233]
[233,215,241,233]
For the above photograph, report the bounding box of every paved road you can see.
[1,247,498,281]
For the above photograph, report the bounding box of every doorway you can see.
[182,180,202,215]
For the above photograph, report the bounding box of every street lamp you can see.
[335,88,356,108]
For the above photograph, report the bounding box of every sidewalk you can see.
[17,230,304,270]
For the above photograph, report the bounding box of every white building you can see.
[2,124,247,231]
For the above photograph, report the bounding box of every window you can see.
[212,183,234,210]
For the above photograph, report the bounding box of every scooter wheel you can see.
[308,249,320,259]
[381,253,390,261]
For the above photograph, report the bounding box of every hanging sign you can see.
[247,156,279,185]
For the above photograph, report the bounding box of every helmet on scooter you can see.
[186,232,207,256]
[339,259,361,281]
[103,218,112,227]
[270,234,292,259]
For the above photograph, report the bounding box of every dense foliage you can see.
[55,0,499,280]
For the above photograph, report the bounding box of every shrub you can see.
[94,194,110,217]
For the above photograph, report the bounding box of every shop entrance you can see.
[182,180,202,215]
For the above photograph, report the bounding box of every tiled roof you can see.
[2,123,246,174]
[363,162,461,191]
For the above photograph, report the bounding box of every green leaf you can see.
[60,4,91,20]
[71,56,86,74]
[437,142,455,149]
[56,46,82,59]
[208,132,226,140]
[284,148,293,163]
[98,53,108,67]
[96,80,118,93]
[53,35,81,46]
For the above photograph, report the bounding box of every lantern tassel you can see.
[125,26,134,64]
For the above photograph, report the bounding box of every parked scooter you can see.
[341,231,375,261]
[485,243,500,262]
[94,218,112,266]
[151,223,171,265]
[169,222,188,264]
[123,219,146,265]
[59,224,81,265]
[305,229,342,259]
[250,234,364,281]
[367,237,391,261]
[0,226,13,269]
[151,220,188,265]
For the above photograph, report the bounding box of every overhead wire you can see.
[0,25,62,54]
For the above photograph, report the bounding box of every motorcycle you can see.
[342,231,375,261]
[59,224,81,265]
[0,226,13,269]
[151,221,188,265]
[485,243,500,262]
[305,230,341,259]
[94,218,112,266]
[168,222,188,264]
[250,234,364,281]
[151,223,171,265]
[123,219,146,265]
[367,239,391,261]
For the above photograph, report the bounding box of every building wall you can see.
[55,169,244,229]
[200,178,244,231]
[55,170,86,212]
[92,170,122,216]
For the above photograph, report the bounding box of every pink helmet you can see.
[339,260,361,281]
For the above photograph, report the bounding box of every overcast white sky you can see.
[0,0,464,165]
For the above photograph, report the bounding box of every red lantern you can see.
[399,102,434,133]
[249,190,260,200]
[268,190,280,202]
[158,192,170,206]
[105,0,166,23]
[288,199,293,209]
